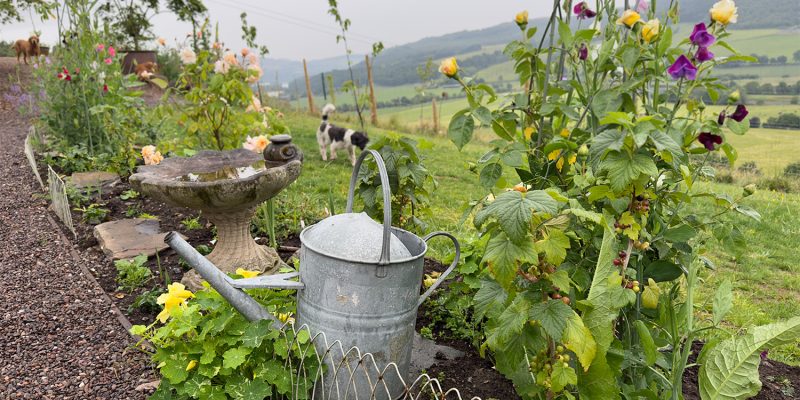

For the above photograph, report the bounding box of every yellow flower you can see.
[186,360,198,371]
[236,268,260,278]
[438,57,459,78]
[559,128,570,138]
[641,19,660,43]
[568,153,577,165]
[278,313,295,325]
[547,149,561,161]
[524,127,535,140]
[710,0,738,25]
[156,283,194,323]
[145,151,164,166]
[423,271,441,288]
[556,157,565,171]
[616,9,641,27]
[515,10,529,28]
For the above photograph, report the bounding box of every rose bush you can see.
[441,1,799,399]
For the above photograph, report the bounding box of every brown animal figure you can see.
[135,61,158,80]
[12,35,41,65]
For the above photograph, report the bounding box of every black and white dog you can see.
[316,104,369,166]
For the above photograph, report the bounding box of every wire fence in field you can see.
[47,165,76,238]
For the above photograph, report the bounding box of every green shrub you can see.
[784,162,800,178]
[737,161,762,176]
[75,203,109,224]
[130,284,316,398]
[355,133,437,233]
[759,176,795,193]
[115,254,151,292]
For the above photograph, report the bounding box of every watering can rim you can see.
[298,221,428,266]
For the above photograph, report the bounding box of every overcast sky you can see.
[1,0,555,60]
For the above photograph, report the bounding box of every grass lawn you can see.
[275,108,800,365]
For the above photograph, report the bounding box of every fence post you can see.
[432,98,439,134]
[365,55,378,125]
[303,58,316,114]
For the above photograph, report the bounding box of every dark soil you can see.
[683,342,799,399]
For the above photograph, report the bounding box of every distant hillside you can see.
[289,0,798,91]
[261,55,355,86]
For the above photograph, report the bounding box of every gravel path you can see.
[0,59,154,399]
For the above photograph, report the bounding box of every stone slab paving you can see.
[94,218,174,260]
[0,105,154,398]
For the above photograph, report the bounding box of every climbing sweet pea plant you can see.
[444,1,800,399]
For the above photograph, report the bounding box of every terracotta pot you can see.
[121,50,157,74]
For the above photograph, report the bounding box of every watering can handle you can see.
[417,232,461,308]
[346,149,393,265]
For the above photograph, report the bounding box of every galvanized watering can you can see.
[166,149,460,399]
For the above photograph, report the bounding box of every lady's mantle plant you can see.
[442,1,799,399]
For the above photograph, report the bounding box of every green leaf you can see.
[563,313,597,371]
[474,277,508,320]
[558,20,573,46]
[476,190,558,242]
[634,320,657,366]
[663,224,696,242]
[643,260,683,282]
[535,229,571,265]
[480,163,503,189]
[487,294,532,349]
[549,270,572,292]
[448,111,474,150]
[590,130,625,161]
[657,27,672,56]
[733,204,761,222]
[222,347,252,370]
[599,112,634,128]
[226,378,272,400]
[726,117,749,135]
[160,354,190,384]
[240,319,271,348]
[699,317,800,400]
[713,280,733,326]
[601,151,658,192]
[649,130,684,163]
[472,106,493,126]
[483,232,537,286]
[530,299,573,341]
[551,362,578,392]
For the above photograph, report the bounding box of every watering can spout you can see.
[164,232,283,325]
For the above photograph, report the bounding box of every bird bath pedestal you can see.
[130,140,302,289]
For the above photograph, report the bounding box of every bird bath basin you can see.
[130,140,302,289]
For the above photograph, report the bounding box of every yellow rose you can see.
[515,10,529,28]
[616,9,641,27]
[641,19,660,43]
[438,57,459,78]
[710,0,738,25]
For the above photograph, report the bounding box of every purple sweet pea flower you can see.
[698,132,723,151]
[668,55,698,80]
[579,43,588,60]
[636,0,650,14]
[760,350,769,362]
[573,2,597,19]
[718,110,726,125]
[695,47,715,62]
[690,23,716,48]
[731,104,749,122]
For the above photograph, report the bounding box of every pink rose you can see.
[108,46,116,57]
[104,58,112,65]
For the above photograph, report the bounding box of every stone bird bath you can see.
[130,137,302,289]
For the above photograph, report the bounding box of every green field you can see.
[275,108,800,365]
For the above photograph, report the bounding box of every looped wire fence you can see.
[24,127,44,190]
[47,165,76,238]
[278,322,481,400]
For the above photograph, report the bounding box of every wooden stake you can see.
[303,58,316,114]
[432,98,439,134]
[365,55,378,125]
